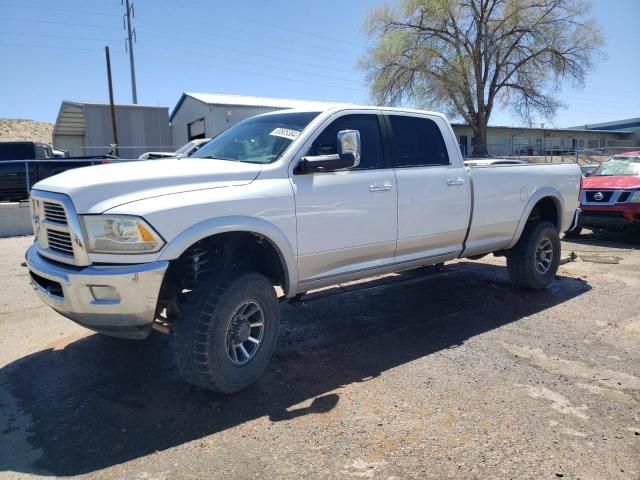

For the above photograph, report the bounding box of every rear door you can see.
[386,113,471,263]
[291,112,398,284]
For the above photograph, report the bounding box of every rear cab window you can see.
[387,115,450,167]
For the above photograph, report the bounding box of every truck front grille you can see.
[585,191,614,202]
[617,192,631,203]
[47,230,74,255]
[43,201,67,224]
[30,191,90,266]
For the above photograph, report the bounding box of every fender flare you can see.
[159,216,298,297]
[507,187,564,249]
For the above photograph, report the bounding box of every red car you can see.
[570,151,640,236]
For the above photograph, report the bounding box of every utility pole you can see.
[105,46,120,157]
[123,0,138,104]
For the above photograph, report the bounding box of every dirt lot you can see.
[1,234,639,480]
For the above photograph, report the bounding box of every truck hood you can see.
[33,158,262,213]
[582,175,640,190]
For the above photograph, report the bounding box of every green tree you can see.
[361,0,604,156]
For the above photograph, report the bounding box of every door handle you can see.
[447,178,465,186]
[369,183,393,192]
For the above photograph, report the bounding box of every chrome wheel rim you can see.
[535,237,554,274]
[225,300,265,366]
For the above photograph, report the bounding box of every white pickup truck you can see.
[26,106,581,393]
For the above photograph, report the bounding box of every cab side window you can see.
[388,115,450,167]
[307,114,385,170]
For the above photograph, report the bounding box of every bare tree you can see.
[361,0,604,156]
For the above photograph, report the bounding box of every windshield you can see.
[192,111,320,164]
[592,157,640,177]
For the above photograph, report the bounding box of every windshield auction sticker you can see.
[269,128,301,141]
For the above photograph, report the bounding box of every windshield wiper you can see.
[195,156,238,162]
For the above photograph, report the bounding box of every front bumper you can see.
[26,244,168,339]
[578,205,640,231]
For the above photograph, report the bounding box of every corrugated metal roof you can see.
[60,100,169,110]
[185,92,347,109]
[170,92,351,121]
[53,100,170,138]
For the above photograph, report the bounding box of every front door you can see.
[291,112,397,284]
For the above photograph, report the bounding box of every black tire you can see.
[172,270,280,393]
[507,221,561,290]
[564,226,582,239]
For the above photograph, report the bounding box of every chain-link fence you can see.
[467,144,640,166]
[51,145,176,160]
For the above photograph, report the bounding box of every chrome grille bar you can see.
[43,202,67,224]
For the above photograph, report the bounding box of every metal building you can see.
[169,92,343,147]
[53,101,172,159]
[451,124,634,157]
[576,117,640,145]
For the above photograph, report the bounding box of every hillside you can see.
[0,118,54,143]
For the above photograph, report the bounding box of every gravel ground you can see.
[0,234,638,480]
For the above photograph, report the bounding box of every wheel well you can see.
[528,197,560,230]
[157,232,287,322]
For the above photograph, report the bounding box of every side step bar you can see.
[288,263,447,307]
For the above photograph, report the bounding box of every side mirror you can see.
[298,130,361,174]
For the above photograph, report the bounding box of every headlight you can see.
[629,191,640,203]
[80,215,164,254]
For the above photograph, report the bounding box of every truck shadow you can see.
[565,230,640,248]
[1,262,590,476]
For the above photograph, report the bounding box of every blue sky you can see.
[0,0,638,127]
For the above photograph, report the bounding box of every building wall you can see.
[83,105,171,159]
[53,135,86,157]
[451,125,632,157]
[584,118,640,145]
[170,97,296,148]
[170,96,210,148]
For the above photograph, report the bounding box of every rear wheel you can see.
[172,270,280,393]
[507,221,560,290]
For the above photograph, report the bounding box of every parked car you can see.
[138,138,211,159]
[25,106,580,393]
[567,151,640,236]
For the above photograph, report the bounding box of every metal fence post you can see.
[24,161,30,195]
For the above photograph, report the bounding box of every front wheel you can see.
[507,221,561,290]
[172,271,280,393]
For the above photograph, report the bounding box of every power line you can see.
[139,51,366,94]
[0,2,121,17]
[0,42,104,53]
[134,18,359,62]
[180,2,368,49]
[135,44,362,86]
[0,31,121,43]
[3,17,121,31]
[135,36,358,75]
